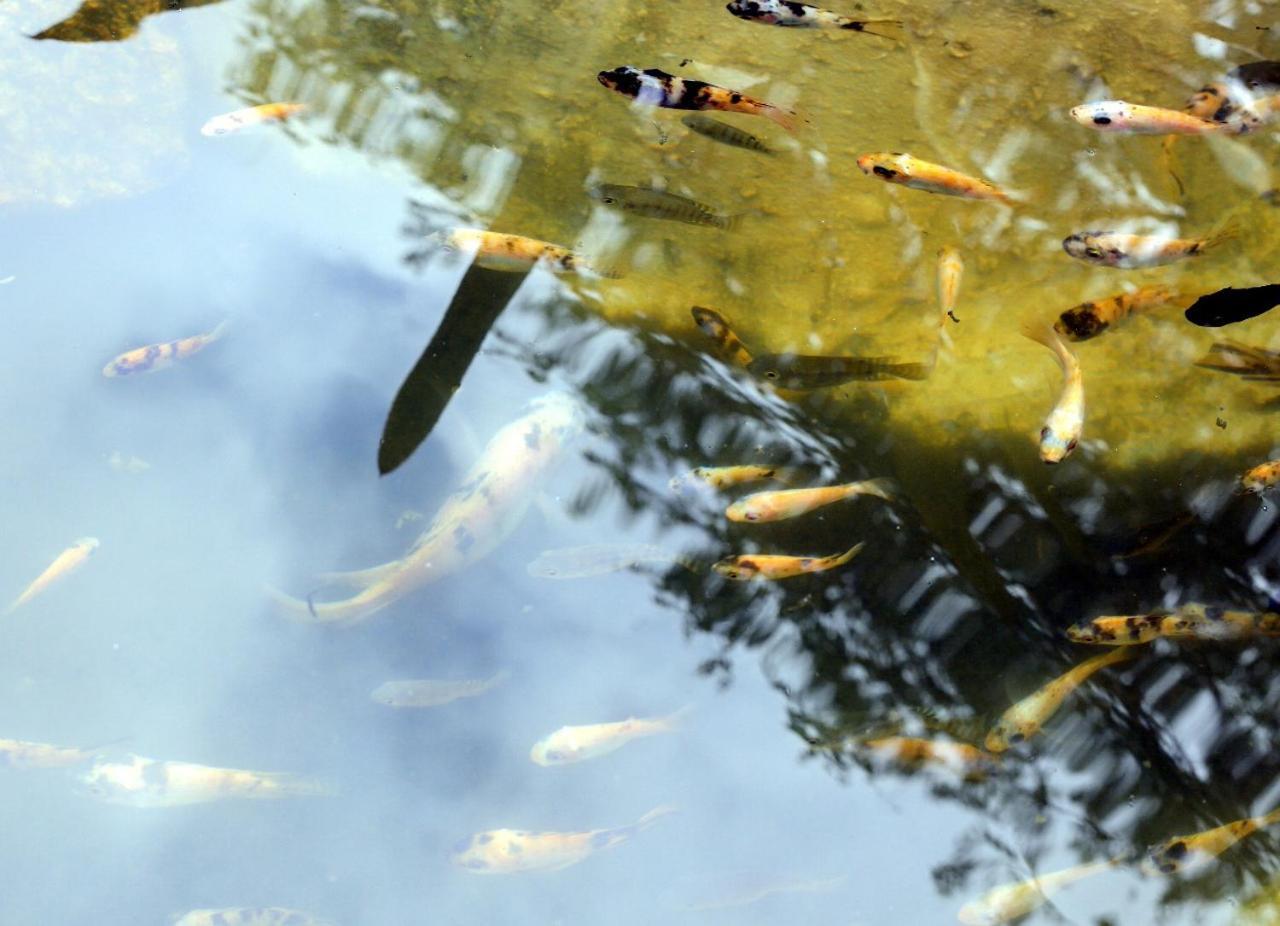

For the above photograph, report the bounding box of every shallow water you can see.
[4,0,1280,923]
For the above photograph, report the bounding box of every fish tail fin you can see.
[635,804,679,831]
[852,477,897,502]
[763,104,800,135]
[886,360,932,381]
[1161,135,1187,197]
[1205,216,1242,252]
[842,18,903,39]
[264,584,387,626]
[1020,322,1074,372]
[660,705,695,731]
[275,773,337,798]
[207,319,232,342]
[486,668,514,687]
[836,541,866,566]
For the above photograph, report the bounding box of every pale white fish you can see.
[531,706,692,765]
[371,669,510,707]
[1020,324,1083,464]
[7,537,99,614]
[526,543,695,578]
[81,755,331,807]
[173,909,336,926]
[958,860,1117,925]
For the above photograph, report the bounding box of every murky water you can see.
[4,0,1280,922]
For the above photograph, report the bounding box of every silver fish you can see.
[371,670,510,708]
[526,543,695,579]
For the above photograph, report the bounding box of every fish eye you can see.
[1084,247,1103,259]
[452,837,474,853]
[764,370,779,379]
[1066,438,1078,452]
[1039,427,1049,440]
[1092,115,1112,125]
[872,165,898,179]
[1009,732,1024,744]
[726,570,739,579]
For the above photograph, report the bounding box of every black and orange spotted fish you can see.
[691,306,755,367]
[1143,808,1280,876]
[102,321,228,377]
[726,0,900,36]
[1066,604,1280,645]
[714,542,863,580]
[597,66,798,133]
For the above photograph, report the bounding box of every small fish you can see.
[1021,325,1084,464]
[1054,285,1183,341]
[984,649,1132,752]
[1195,340,1280,382]
[725,478,895,522]
[725,0,900,35]
[530,707,690,765]
[436,228,616,277]
[679,872,848,912]
[453,805,675,874]
[107,451,151,474]
[597,67,798,133]
[200,102,307,136]
[713,542,863,581]
[526,544,695,579]
[371,670,510,708]
[592,184,739,229]
[1062,228,1232,268]
[855,736,1000,782]
[938,247,963,323]
[670,464,797,492]
[1244,460,1280,493]
[1066,604,1280,645]
[691,306,755,367]
[7,537,98,614]
[81,755,330,807]
[856,153,1013,203]
[1069,100,1237,135]
[0,738,98,769]
[174,909,335,926]
[747,352,931,388]
[102,321,227,377]
[1183,284,1280,327]
[1144,808,1280,876]
[957,861,1116,925]
[681,114,775,153]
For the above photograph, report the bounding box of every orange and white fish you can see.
[530,707,690,766]
[597,66,797,133]
[81,755,330,807]
[958,861,1117,925]
[7,536,98,614]
[1069,100,1236,135]
[670,463,798,492]
[1062,228,1231,268]
[1054,285,1184,341]
[856,153,1013,203]
[1144,807,1280,876]
[438,228,617,277]
[1021,325,1084,464]
[1243,459,1280,494]
[855,736,1000,782]
[200,102,307,136]
[174,908,335,926]
[102,321,228,377]
[0,737,98,769]
[453,805,675,874]
[714,542,863,581]
[725,0,900,36]
[937,247,964,324]
[1066,604,1280,645]
[269,393,583,625]
[725,478,894,522]
[984,649,1132,753]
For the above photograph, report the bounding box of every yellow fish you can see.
[855,153,1013,203]
[1021,324,1083,464]
[0,737,98,769]
[453,805,675,874]
[670,464,797,492]
[201,102,307,136]
[1066,604,1280,645]
[1144,807,1280,876]
[937,246,964,324]
[269,393,583,625]
[438,228,616,277]
[371,670,510,708]
[1069,100,1238,134]
[174,909,335,926]
[530,707,690,766]
[1054,285,1184,341]
[81,755,331,807]
[958,861,1116,925]
[691,306,755,368]
[7,536,98,614]
[1243,459,1280,494]
[713,542,863,581]
[725,478,894,522]
[984,648,1132,753]
[856,736,1000,782]
[1062,228,1232,268]
[102,321,227,377]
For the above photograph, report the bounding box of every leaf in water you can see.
[1184,283,1280,327]
[30,0,227,43]
[377,259,529,475]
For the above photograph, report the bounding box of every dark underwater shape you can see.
[1184,284,1280,327]
[30,0,227,42]
[747,352,931,389]
[377,259,529,475]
